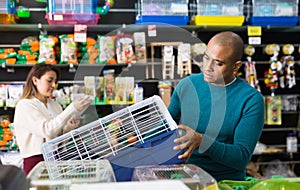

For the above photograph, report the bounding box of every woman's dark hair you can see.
[21,64,61,99]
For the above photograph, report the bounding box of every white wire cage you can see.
[132,164,218,190]
[195,0,244,16]
[48,0,96,14]
[42,95,179,179]
[28,160,116,189]
[137,0,189,16]
[0,0,8,14]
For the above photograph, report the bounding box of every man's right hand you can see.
[173,124,203,161]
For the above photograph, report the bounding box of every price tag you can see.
[171,3,188,14]
[248,37,261,45]
[247,26,262,37]
[148,25,157,37]
[54,14,63,21]
[74,24,87,43]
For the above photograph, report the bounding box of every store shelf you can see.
[2,63,128,68]
[263,128,298,132]
[3,24,300,33]
[254,160,300,166]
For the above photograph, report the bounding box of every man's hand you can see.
[173,124,202,161]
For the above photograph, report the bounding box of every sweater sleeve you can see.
[199,93,265,170]
[168,84,182,124]
[14,99,77,139]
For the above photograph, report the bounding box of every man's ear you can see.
[234,60,242,71]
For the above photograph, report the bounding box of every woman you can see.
[13,64,93,174]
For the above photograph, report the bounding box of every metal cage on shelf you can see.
[27,160,116,189]
[45,0,110,24]
[135,0,189,25]
[42,95,184,181]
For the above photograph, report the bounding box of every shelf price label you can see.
[247,26,262,45]
[248,37,261,45]
[74,24,87,43]
[247,26,262,36]
[148,25,157,37]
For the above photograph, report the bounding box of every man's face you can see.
[201,40,240,86]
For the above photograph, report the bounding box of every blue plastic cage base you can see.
[135,15,189,25]
[249,16,298,26]
[108,129,185,181]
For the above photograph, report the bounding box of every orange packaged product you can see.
[26,60,37,65]
[0,140,7,146]
[26,54,37,60]
[2,134,12,141]
[3,128,11,134]
[3,48,15,53]
[28,41,39,48]
[30,46,39,52]
[5,58,16,64]
[18,50,31,55]
[1,120,11,128]
[0,53,8,59]
[86,37,97,46]
[45,60,56,65]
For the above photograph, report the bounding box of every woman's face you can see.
[33,70,57,99]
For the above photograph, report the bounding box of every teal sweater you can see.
[168,73,264,181]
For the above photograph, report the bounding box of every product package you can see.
[133,32,147,63]
[97,35,117,64]
[265,95,282,125]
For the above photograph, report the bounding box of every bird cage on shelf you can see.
[190,0,245,26]
[45,0,114,24]
[249,0,299,26]
[135,0,189,25]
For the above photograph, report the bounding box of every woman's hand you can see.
[73,95,93,112]
[173,124,203,161]
[63,119,80,133]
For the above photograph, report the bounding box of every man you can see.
[169,31,264,181]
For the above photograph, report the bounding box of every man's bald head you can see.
[209,31,244,63]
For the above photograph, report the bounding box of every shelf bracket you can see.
[69,64,76,73]
[38,23,47,35]
[6,68,15,73]
[2,64,15,73]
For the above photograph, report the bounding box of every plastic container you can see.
[286,133,298,153]
[28,160,116,189]
[46,13,100,25]
[69,180,191,190]
[134,84,144,103]
[250,0,299,26]
[42,95,184,181]
[109,130,183,181]
[135,0,189,25]
[46,0,100,24]
[132,164,218,190]
[191,0,245,26]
